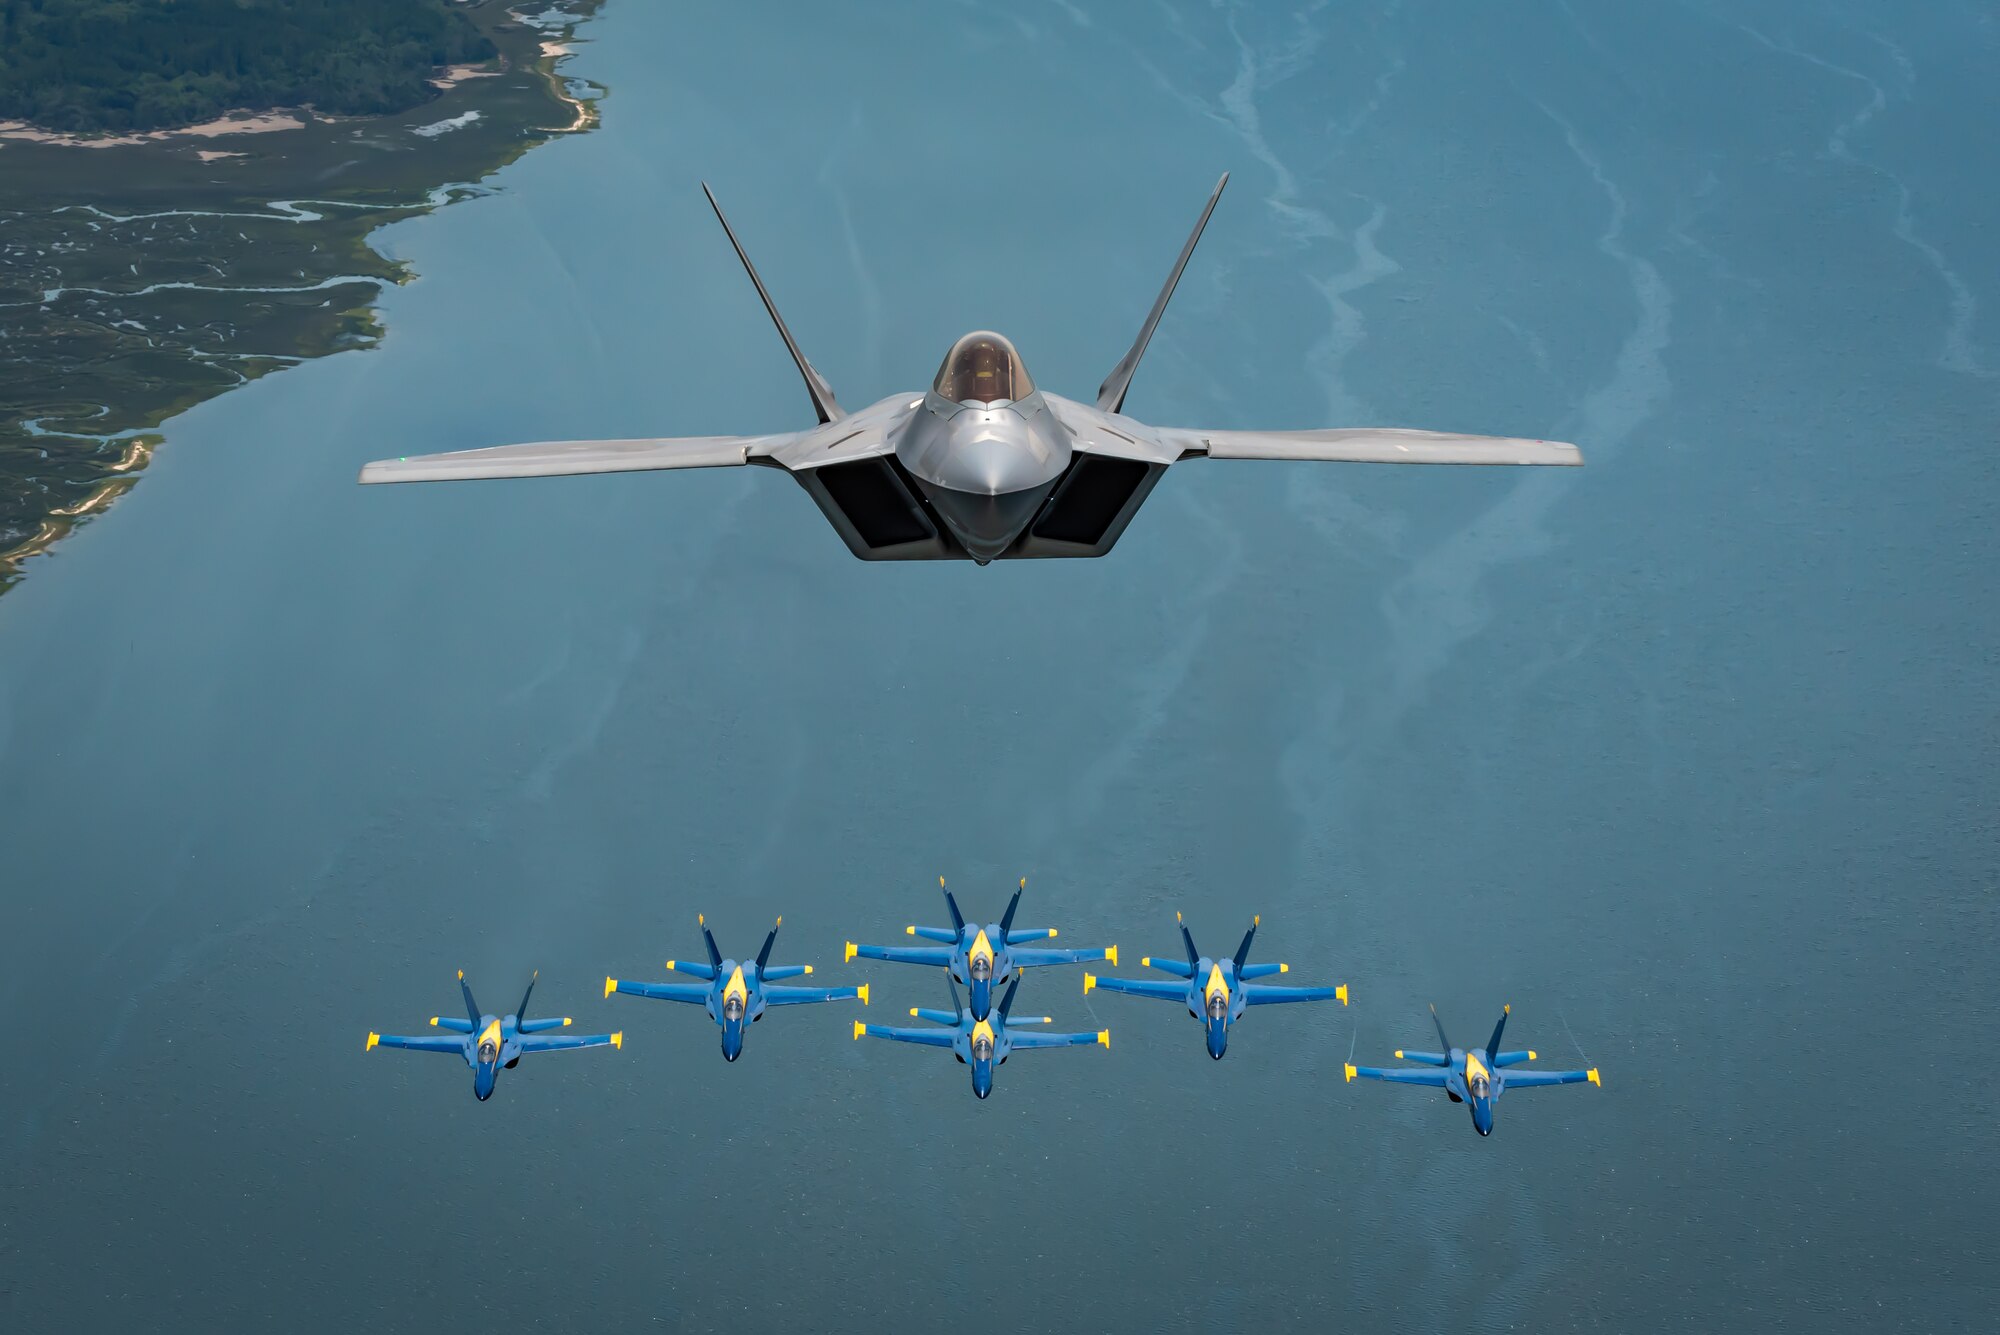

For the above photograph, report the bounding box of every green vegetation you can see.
[0,0,497,133]
[0,1,604,588]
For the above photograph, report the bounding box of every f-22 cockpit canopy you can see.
[933,331,1034,406]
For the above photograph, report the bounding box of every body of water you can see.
[1,2,1993,1329]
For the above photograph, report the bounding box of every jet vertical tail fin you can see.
[702,182,845,425]
[1095,173,1228,414]
[458,971,482,1029]
[940,877,965,934]
[1232,915,1259,974]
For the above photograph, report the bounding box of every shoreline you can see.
[0,1,608,590]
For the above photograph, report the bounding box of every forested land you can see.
[0,0,498,132]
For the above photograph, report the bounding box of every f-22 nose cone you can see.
[919,482,1057,562]
[897,377,1072,562]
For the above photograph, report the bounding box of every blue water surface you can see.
[1,2,1994,1330]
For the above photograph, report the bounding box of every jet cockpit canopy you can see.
[933,331,1034,406]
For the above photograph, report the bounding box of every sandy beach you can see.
[0,111,307,149]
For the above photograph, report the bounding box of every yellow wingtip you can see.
[1176,911,1183,924]
[611,1032,623,1049]
[1504,1003,1511,1014]
[857,984,869,1007]
[1049,928,1059,939]
[1254,914,1261,927]
[852,1020,865,1041]
[366,1032,380,1051]
[1337,984,1349,1006]
[457,970,464,980]
[1141,956,1151,968]
[1019,877,1026,889]
[562,1017,572,1027]
[1083,973,1096,994]
[844,942,857,963]
[698,913,705,926]
[905,925,916,936]
[1528,1050,1538,1061]
[666,960,676,972]
[1344,1062,1357,1082]
[910,1008,920,1018]
[1588,1068,1601,1087]
[604,976,617,999]
[1396,1050,1405,1059]
[1097,1030,1110,1048]
[1105,945,1118,967]
[428,1017,439,1027]
[803,964,814,975]
[1279,963,1289,974]
[939,875,946,887]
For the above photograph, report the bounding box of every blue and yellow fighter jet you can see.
[845,877,1115,1020]
[365,971,620,1100]
[1082,914,1348,1059]
[1345,1005,1600,1136]
[606,915,867,1062]
[855,975,1107,1099]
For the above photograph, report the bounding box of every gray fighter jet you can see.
[359,176,1581,562]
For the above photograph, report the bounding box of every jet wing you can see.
[516,1032,620,1053]
[1347,1064,1450,1086]
[1499,1068,1599,1089]
[358,433,797,484]
[1008,1030,1108,1050]
[1159,426,1582,467]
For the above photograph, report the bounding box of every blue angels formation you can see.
[1346,1004,1600,1136]
[363,884,1604,1128]
[1084,914,1347,1058]
[846,877,1114,1019]
[607,914,866,1061]
[366,970,621,1100]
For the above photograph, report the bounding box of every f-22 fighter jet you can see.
[1346,1004,1600,1136]
[359,176,1581,563]
[366,971,620,1101]
[1084,914,1347,1059]
[607,915,866,1062]
[845,877,1114,1020]
[855,975,1106,1100]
